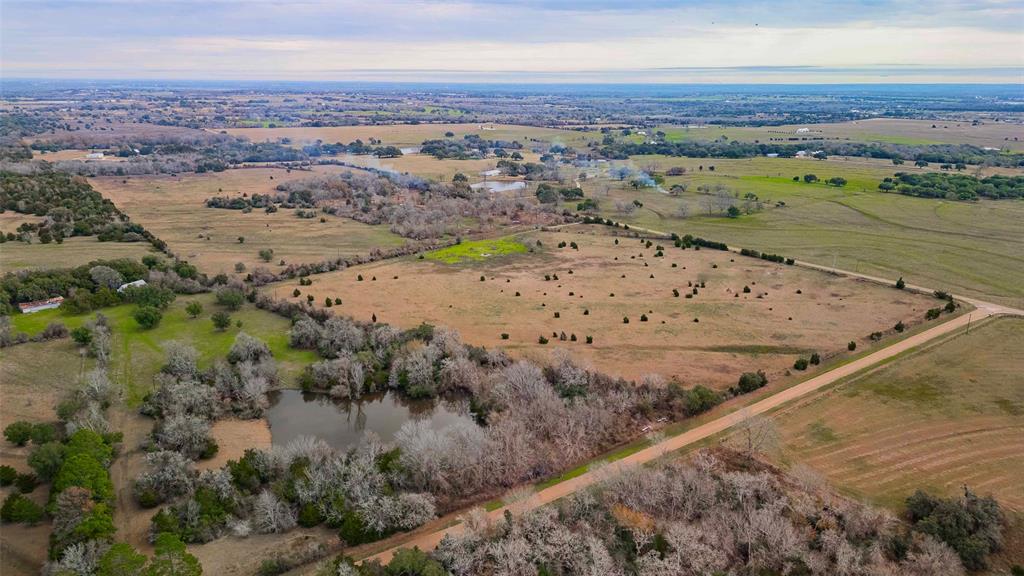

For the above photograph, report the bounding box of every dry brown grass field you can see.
[267,225,937,387]
[91,166,406,275]
[220,123,595,147]
[773,316,1024,512]
[339,151,543,181]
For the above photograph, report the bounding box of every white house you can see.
[86,152,104,159]
[117,279,147,293]
[18,297,64,314]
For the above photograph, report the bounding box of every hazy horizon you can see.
[2,0,1022,84]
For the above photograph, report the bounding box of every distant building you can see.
[766,153,779,158]
[18,296,64,314]
[86,152,104,159]
[480,168,501,177]
[117,279,147,293]
[795,128,810,134]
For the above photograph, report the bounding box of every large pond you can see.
[266,390,475,450]
[471,180,527,193]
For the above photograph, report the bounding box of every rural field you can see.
[654,117,1024,150]
[221,123,595,148]
[338,150,543,181]
[582,155,1024,307]
[91,166,407,275]
[267,226,939,387]
[771,315,1024,560]
[0,236,157,273]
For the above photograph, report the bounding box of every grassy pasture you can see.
[581,155,1024,307]
[266,226,937,387]
[90,166,406,276]
[425,238,528,264]
[5,293,318,405]
[338,151,543,182]
[220,123,596,148]
[653,118,1024,151]
[0,236,157,273]
[773,316,1024,513]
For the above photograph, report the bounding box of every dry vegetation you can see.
[220,123,593,148]
[91,166,407,275]
[267,225,937,387]
[774,316,1024,513]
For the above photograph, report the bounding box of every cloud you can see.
[2,0,1022,81]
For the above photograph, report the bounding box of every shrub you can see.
[15,472,38,493]
[586,336,593,344]
[215,285,246,310]
[895,276,906,290]
[737,371,768,394]
[71,326,93,346]
[848,341,857,351]
[809,352,820,365]
[3,421,33,446]
[31,422,57,444]
[186,301,203,318]
[0,493,44,524]
[298,502,323,528]
[259,248,275,262]
[0,465,16,486]
[133,306,163,329]
[894,320,905,333]
[945,300,957,313]
[793,358,809,371]
[27,442,66,482]
[212,311,232,331]
[538,336,549,344]
[906,489,1004,571]
[500,333,509,340]
[623,316,629,324]
[925,308,942,320]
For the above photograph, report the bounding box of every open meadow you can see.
[772,316,1024,514]
[654,118,1024,150]
[267,225,939,387]
[220,123,596,148]
[0,236,157,273]
[90,166,406,276]
[582,155,1024,307]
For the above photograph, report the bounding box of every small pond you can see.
[471,180,526,193]
[266,390,475,450]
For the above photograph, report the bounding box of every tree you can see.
[896,276,906,289]
[97,543,148,576]
[0,492,44,524]
[258,248,274,262]
[212,311,231,331]
[732,411,779,460]
[736,371,768,394]
[452,172,468,183]
[4,421,33,446]
[146,533,202,576]
[52,453,114,502]
[214,285,245,310]
[726,205,741,218]
[89,265,124,290]
[28,441,66,481]
[134,306,163,330]
[803,174,818,183]
[185,302,203,319]
[827,177,847,187]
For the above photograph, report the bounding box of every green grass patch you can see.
[9,294,318,405]
[424,237,528,264]
[807,420,839,443]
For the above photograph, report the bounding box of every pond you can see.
[266,390,475,450]
[470,180,527,193]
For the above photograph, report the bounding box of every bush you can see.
[186,301,203,318]
[906,489,1004,571]
[848,341,857,351]
[925,308,942,320]
[71,326,93,346]
[793,358,809,371]
[298,502,323,527]
[737,371,768,394]
[0,493,44,524]
[809,352,820,365]
[895,276,906,290]
[30,423,57,444]
[0,465,16,486]
[14,472,38,493]
[215,286,246,310]
[894,320,905,333]
[134,305,163,329]
[52,453,115,503]
[3,421,33,446]
[212,311,232,331]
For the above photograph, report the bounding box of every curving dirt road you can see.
[360,295,1020,565]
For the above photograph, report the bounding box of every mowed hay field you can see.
[221,123,595,148]
[267,226,937,387]
[91,166,406,275]
[340,151,543,182]
[584,155,1024,307]
[773,316,1024,512]
[655,118,1024,150]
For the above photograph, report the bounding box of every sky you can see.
[2,0,1022,83]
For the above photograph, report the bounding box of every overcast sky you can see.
[2,0,1022,82]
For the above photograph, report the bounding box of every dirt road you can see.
[362,300,1018,565]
